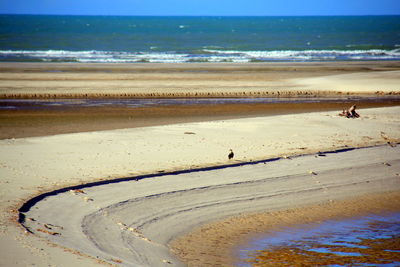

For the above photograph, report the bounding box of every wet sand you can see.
[1,99,399,139]
[173,192,400,266]
[240,210,400,266]
[1,61,399,139]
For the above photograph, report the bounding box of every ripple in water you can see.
[238,213,400,266]
[1,96,400,110]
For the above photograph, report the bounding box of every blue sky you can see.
[1,0,400,16]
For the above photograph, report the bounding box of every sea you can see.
[0,15,400,63]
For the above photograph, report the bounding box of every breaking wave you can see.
[1,48,400,63]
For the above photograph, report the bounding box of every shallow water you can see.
[238,213,400,266]
[1,96,399,110]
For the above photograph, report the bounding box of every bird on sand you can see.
[228,149,234,160]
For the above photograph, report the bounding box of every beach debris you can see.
[380,131,389,140]
[127,227,152,242]
[83,197,94,202]
[387,142,396,147]
[228,149,234,160]
[380,133,398,147]
[117,222,128,230]
[162,259,173,264]
[69,189,86,195]
[44,223,64,230]
[362,136,373,141]
[317,152,326,157]
[131,229,147,240]
[128,227,137,233]
[128,227,142,235]
[41,222,63,229]
[37,228,60,236]
[141,236,152,242]
[383,162,392,166]
[24,229,33,235]
[308,171,317,175]
[110,258,123,264]
[184,131,196,135]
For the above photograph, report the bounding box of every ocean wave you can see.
[0,49,400,63]
[203,49,400,61]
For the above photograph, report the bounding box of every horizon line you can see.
[1,13,400,17]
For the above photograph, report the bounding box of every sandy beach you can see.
[0,62,400,266]
[20,145,400,266]
[1,61,400,98]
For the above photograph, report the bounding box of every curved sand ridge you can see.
[20,146,400,266]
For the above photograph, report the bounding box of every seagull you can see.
[228,149,234,160]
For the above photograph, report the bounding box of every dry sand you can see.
[1,106,399,266]
[1,61,400,98]
[0,62,400,266]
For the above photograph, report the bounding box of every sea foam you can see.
[1,48,400,63]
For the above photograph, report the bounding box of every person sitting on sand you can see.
[339,109,351,118]
[339,105,360,118]
[348,105,360,118]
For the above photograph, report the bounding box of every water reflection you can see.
[239,213,400,266]
[1,96,400,110]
